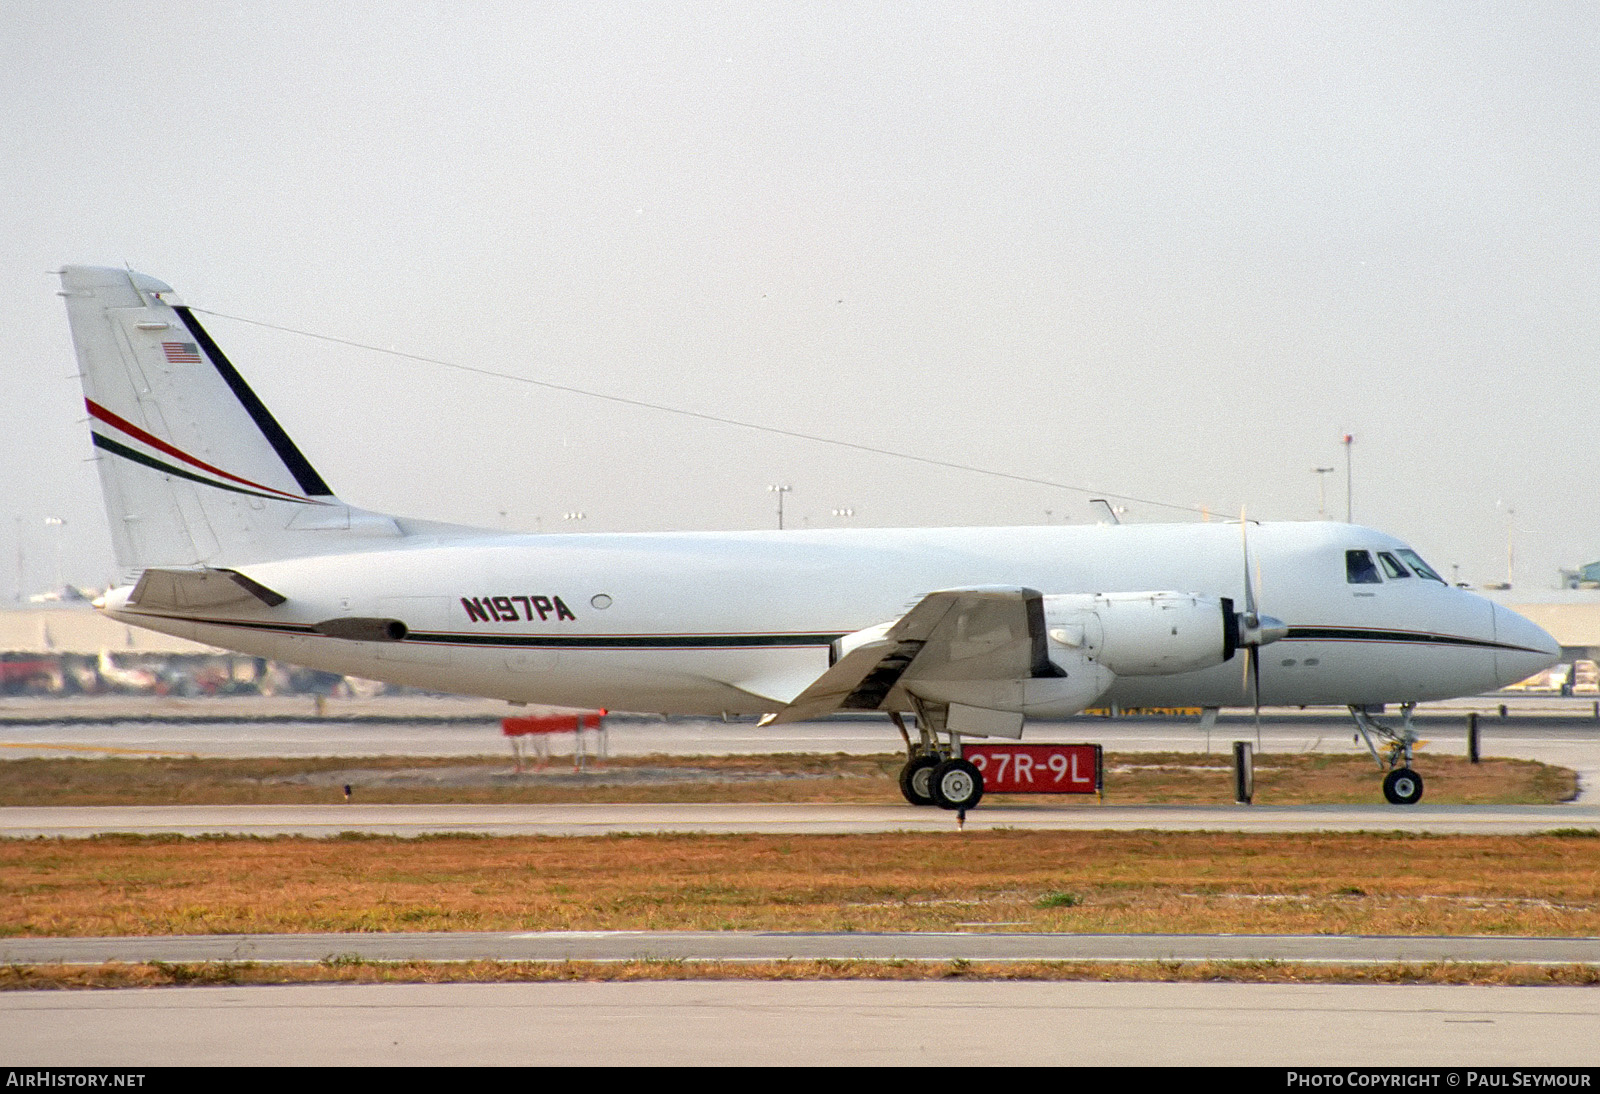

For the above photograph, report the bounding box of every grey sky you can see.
[4,2,1597,595]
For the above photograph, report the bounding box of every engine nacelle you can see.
[843,590,1234,732]
[907,664,1117,721]
[1043,591,1233,677]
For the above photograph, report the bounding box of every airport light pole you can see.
[768,485,792,530]
[1504,506,1515,588]
[1342,435,1354,523]
[44,517,64,593]
[1312,467,1334,519]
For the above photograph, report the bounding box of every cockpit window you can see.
[1346,550,1382,584]
[1377,552,1411,579]
[1396,549,1445,584]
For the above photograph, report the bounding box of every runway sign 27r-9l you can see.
[964,744,1103,795]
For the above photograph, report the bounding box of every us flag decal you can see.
[162,341,202,363]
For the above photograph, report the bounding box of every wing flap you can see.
[761,638,918,725]
[763,586,1057,725]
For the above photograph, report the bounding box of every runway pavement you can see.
[5,980,1597,1065]
[2,694,1595,763]
[4,929,1597,967]
[4,800,1597,837]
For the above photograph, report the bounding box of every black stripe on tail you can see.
[173,306,334,497]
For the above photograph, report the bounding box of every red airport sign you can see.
[964,743,1102,795]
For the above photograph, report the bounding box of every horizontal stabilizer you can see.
[127,567,287,612]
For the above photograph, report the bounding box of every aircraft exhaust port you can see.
[312,617,410,642]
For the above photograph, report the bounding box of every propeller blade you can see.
[1240,508,1257,623]
[1252,644,1263,748]
[1241,508,1265,746]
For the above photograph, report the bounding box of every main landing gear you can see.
[898,752,941,806]
[891,711,984,811]
[1349,703,1425,805]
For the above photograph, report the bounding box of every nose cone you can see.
[1493,603,1561,688]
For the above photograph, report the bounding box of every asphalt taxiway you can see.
[5,929,1596,966]
[2,695,1595,776]
[4,800,1598,838]
[5,980,1596,1066]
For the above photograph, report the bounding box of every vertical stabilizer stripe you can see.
[86,399,313,503]
[173,306,335,497]
[90,433,314,503]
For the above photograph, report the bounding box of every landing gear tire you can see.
[930,758,984,811]
[899,754,942,807]
[1383,768,1424,806]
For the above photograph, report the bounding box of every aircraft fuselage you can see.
[100,519,1554,717]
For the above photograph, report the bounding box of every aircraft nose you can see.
[1493,603,1561,688]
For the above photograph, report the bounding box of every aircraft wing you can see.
[763,586,1059,725]
[125,567,287,611]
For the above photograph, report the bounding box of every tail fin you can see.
[59,266,403,574]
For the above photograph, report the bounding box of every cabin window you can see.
[1378,552,1412,579]
[1346,550,1382,584]
[1396,549,1445,584]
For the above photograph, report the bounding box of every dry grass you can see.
[0,753,891,806]
[3,830,1598,939]
[3,959,1597,991]
[3,751,1590,990]
[0,750,1574,806]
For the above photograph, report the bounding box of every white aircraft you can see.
[57,266,1560,809]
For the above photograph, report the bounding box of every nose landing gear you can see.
[1382,767,1425,806]
[1349,703,1426,805]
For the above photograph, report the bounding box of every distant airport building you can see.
[0,602,210,655]
[1560,560,1600,588]
[0,604,347,697]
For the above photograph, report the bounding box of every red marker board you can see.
[964,744,1102,795]
[503,712,604,736]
